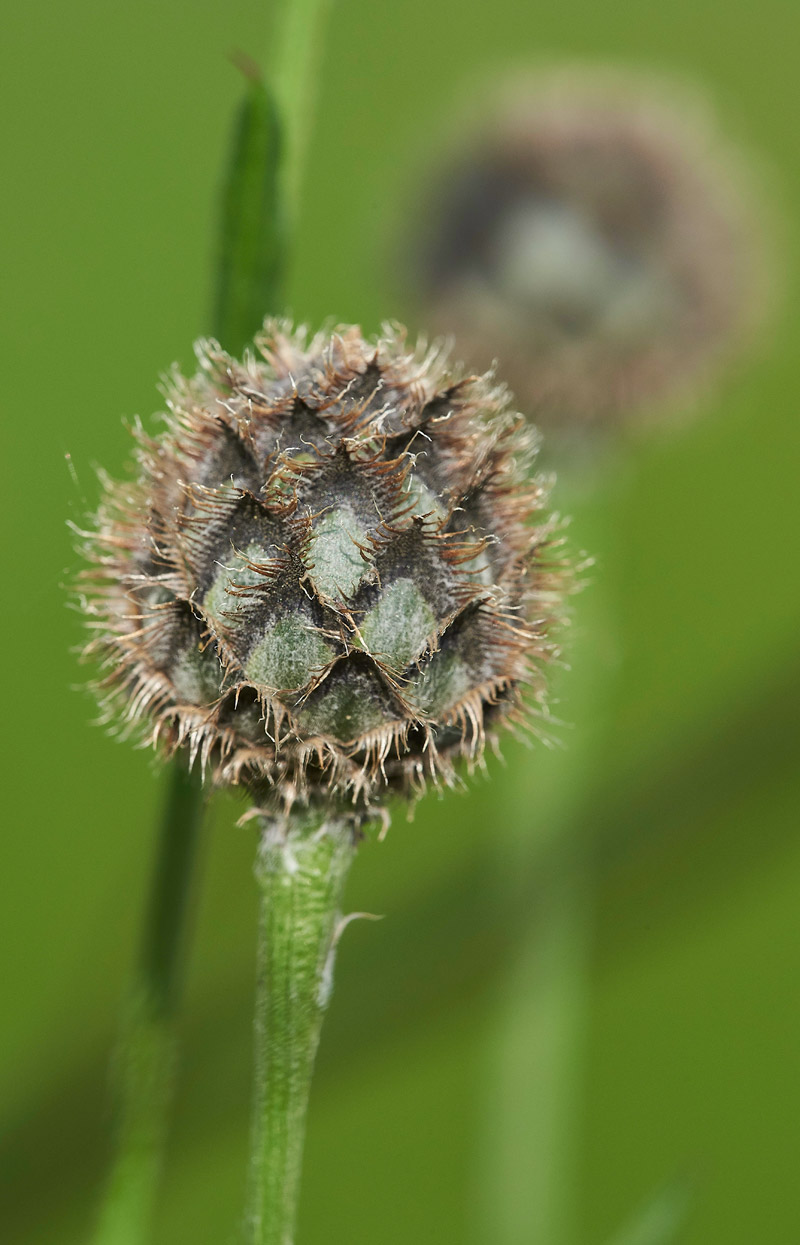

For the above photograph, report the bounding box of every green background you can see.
[1,0,799,1242]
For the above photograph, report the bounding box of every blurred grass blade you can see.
[93,63,288,1245]
[213,59,284,355]
[607,1181,691,1245]
[92,764,205,1245]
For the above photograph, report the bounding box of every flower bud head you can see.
[409,70,763,434]
[79,323,566,818]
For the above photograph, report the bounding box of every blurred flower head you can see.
[408,68,767,436]
[77,322,567,821]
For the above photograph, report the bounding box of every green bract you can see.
[81,322,565,817]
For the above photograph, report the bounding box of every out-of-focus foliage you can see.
[1,1,798,1244]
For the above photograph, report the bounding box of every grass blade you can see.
[212,58,284,354]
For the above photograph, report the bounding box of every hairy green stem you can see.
[246,815,356,1245]
[92,763,205,1245]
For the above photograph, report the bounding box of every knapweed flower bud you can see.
[79,323,565,818]
[408,70,763,433]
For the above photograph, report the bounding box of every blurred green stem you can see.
[476,473,622,1245]
[246,816,356,1245]
[483,843,590,1245]
[269,0,334,225]
[91,763,205,1245]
